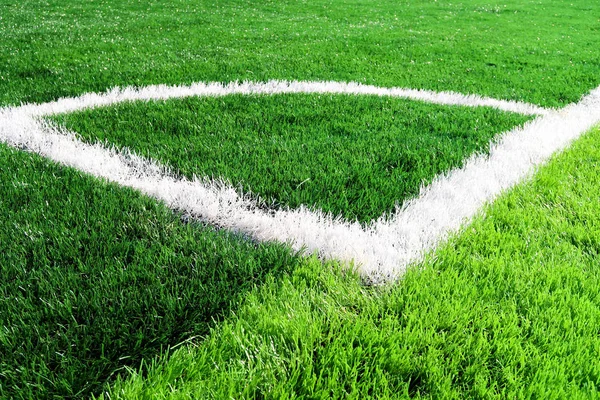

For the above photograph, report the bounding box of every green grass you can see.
[0,143,305,399]
[3,0,600,398]
[51,94,532,222]
[104,127,600,399]
[1,0,600,107]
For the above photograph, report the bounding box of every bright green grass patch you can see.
[1,0,599,107]
[51,94,532,222]
[105,127,600,398]
[0,144,305,399]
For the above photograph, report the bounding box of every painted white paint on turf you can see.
[368,86,600,280]
[17,80,550,117]
[1,83,598,283]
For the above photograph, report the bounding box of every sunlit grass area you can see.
[2,0,599,107]
[104,126,600,399]
[1,0,600,398]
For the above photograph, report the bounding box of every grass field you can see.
[0,145,303,398]
[2,0,599,107]
[50,95,531,222]
[106,126,600,398]
[2,0,600,398]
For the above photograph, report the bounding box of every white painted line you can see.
[1,82,598,283]
[17,80,549,117]
[369,86,600,281]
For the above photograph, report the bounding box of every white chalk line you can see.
[18,80,550,117]
[2,81,599,283]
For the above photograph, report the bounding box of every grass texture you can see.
[51,94,532,222]
[0,144,304,399]
[104,127,600,398]
[1,0,599,107]
[2,0,600,398]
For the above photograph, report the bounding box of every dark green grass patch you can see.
[106,127,600,398]
[0,144,304,399]
[51,94,532,222]
[1,0,600,107]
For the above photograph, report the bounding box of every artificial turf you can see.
[102,126,600,398]
[0,144,303,399]
[51,94,532,222]
[1,0,599,107]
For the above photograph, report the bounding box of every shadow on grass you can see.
[0,144,302,399]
